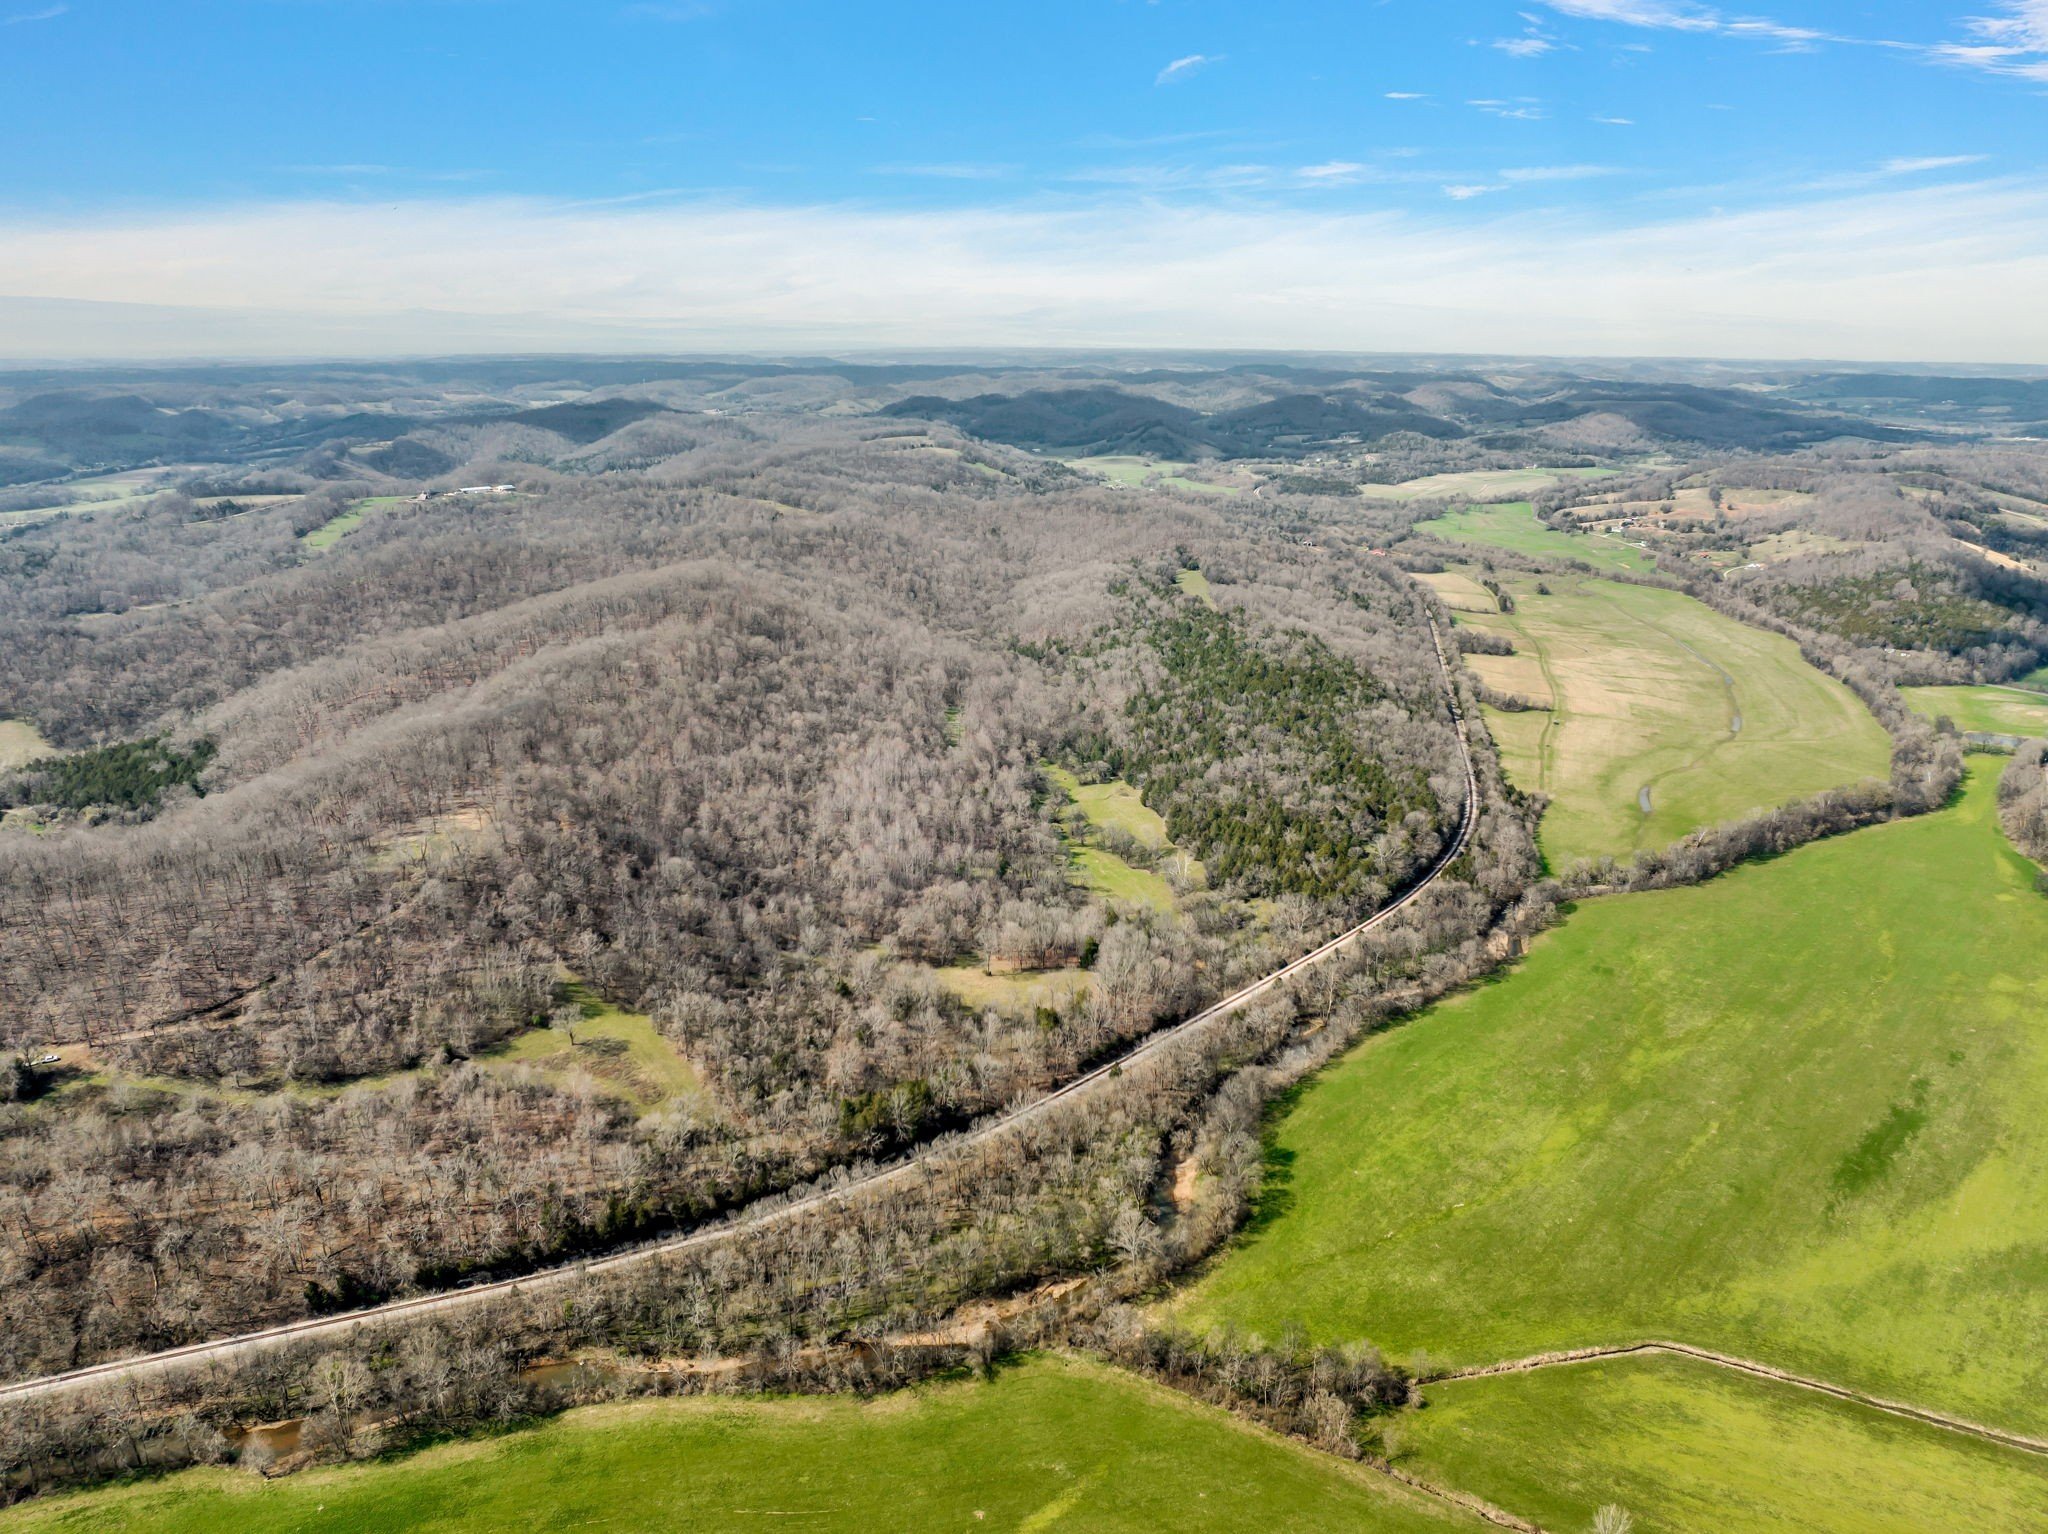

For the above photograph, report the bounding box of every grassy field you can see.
[0,467,199,526]
[1056,775,1173,848]
[933,963,1093,1015]
[1902,683,2048,738]
[1044,763,1199,911]
[1067,456,1236,497]
[0,718,56,770]
[1358,468,1616,502]
[1179,766,2048,1435]
[1402,1353,2048,1534]
[1175,566,1218,607]
[3,1357,1479,1534]
[1413,571,1497,614]
[1416,500,1655,574]
[1456,573,1890,866]
[484,981,710,1118]
[304,496,408,552]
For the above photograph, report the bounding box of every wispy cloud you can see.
[1931,2,2048,80]
[1469,98,1547,119]
[1443,184,1506,200]
[5,183,2048,361]
[1297,161,1369,183]
[1548,0,2048,79]
[1540,0,1823,44]
[870,162,1016,180]
[1492,14,1565,56]
[622,2,720,20]
[1883,154,1990,175]
[1501,164,1622,183]
[1592,115,1636,125]
[1801,155,1992,192]
[4,3,66,22]
[1155,53,1220,86]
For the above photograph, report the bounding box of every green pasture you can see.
[1,1357,1478,1534]
[1903,683,2048,738]
[1415,500,1653,574]
[1457,573,1889,866]
[1403,1353,2048,1534]
[1179,766,2048,1436]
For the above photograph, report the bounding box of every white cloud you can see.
[3,182,2047,363]
[1550,0,2048,78]
[1155,54,1219,85]
[1384,91,1429,100]
[1443,184,1507,200]
[1932,2,2048,79]
[871,162,1016,180]
[1882,155,1989,175]
[4,3,66,21]
[1297,161,1369,183]
[1802,155,1992,192]
[1541,0,1826,46]
[1493,15,1564,56]
[1499,164,1622,182]
[1592,115,1635,125]
[1470,99,1547,119]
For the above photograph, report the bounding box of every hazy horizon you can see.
[2,1,2044,363]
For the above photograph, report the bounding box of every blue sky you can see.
[1,1,2045,360]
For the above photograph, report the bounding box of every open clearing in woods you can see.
[1454,572,1889,867]
[1066,456,1238,496]
[1178,768,2048,1439]
[1403,1352,2048,1534]
[1043,763,1200,912]
[4,1356,1480,1534]
[1902,683,2048,739]
[1357,468,1617,502]
[0,719,56,770]
[1415,499,1654,574]
[483,981,712,1119]
[303,496,410,552]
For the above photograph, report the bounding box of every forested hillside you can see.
[0,415,1475,1380]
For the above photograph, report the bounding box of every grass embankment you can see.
[1455,573,1889,866]
[1180,767,2048,1436]
[1416,499,1652,574]
[1403,1353,2048,1534]
[3,1357,1479,1534]
[1902,683,2048,738]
